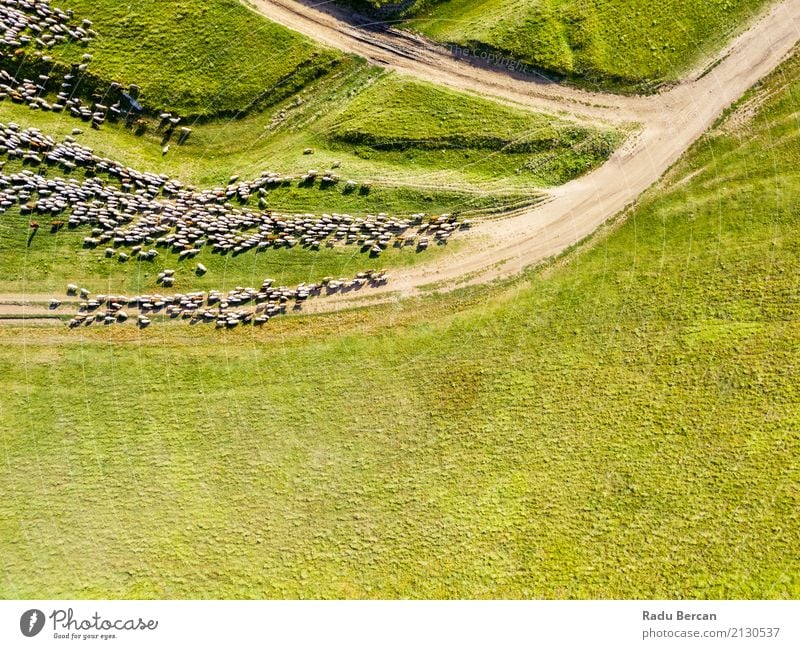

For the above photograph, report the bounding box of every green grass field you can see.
[1,48,798,599]
[370,0,773,92]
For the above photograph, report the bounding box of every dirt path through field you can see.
[236,0,800,310]
[245,0,642,124]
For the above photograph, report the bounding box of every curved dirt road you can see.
[246,0,644,124]
[240,0,800,308]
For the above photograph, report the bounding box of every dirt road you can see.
[240,0,800,311]
[245,0,643,124]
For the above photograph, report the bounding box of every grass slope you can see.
[385,0,773,92]
[48,0,342,117]
[328,75,619,185]
[2,50,799,598]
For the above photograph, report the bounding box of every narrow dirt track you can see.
[245,0,644,123]
[2,1,799,321]
[240,0,800,312]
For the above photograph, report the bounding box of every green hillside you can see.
[45,0,341,117]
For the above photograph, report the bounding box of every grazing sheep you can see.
[2,122,450,335]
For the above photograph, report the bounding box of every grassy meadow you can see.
[1,46,799,599]
[371,0,773,92]
[46,0,343,118]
